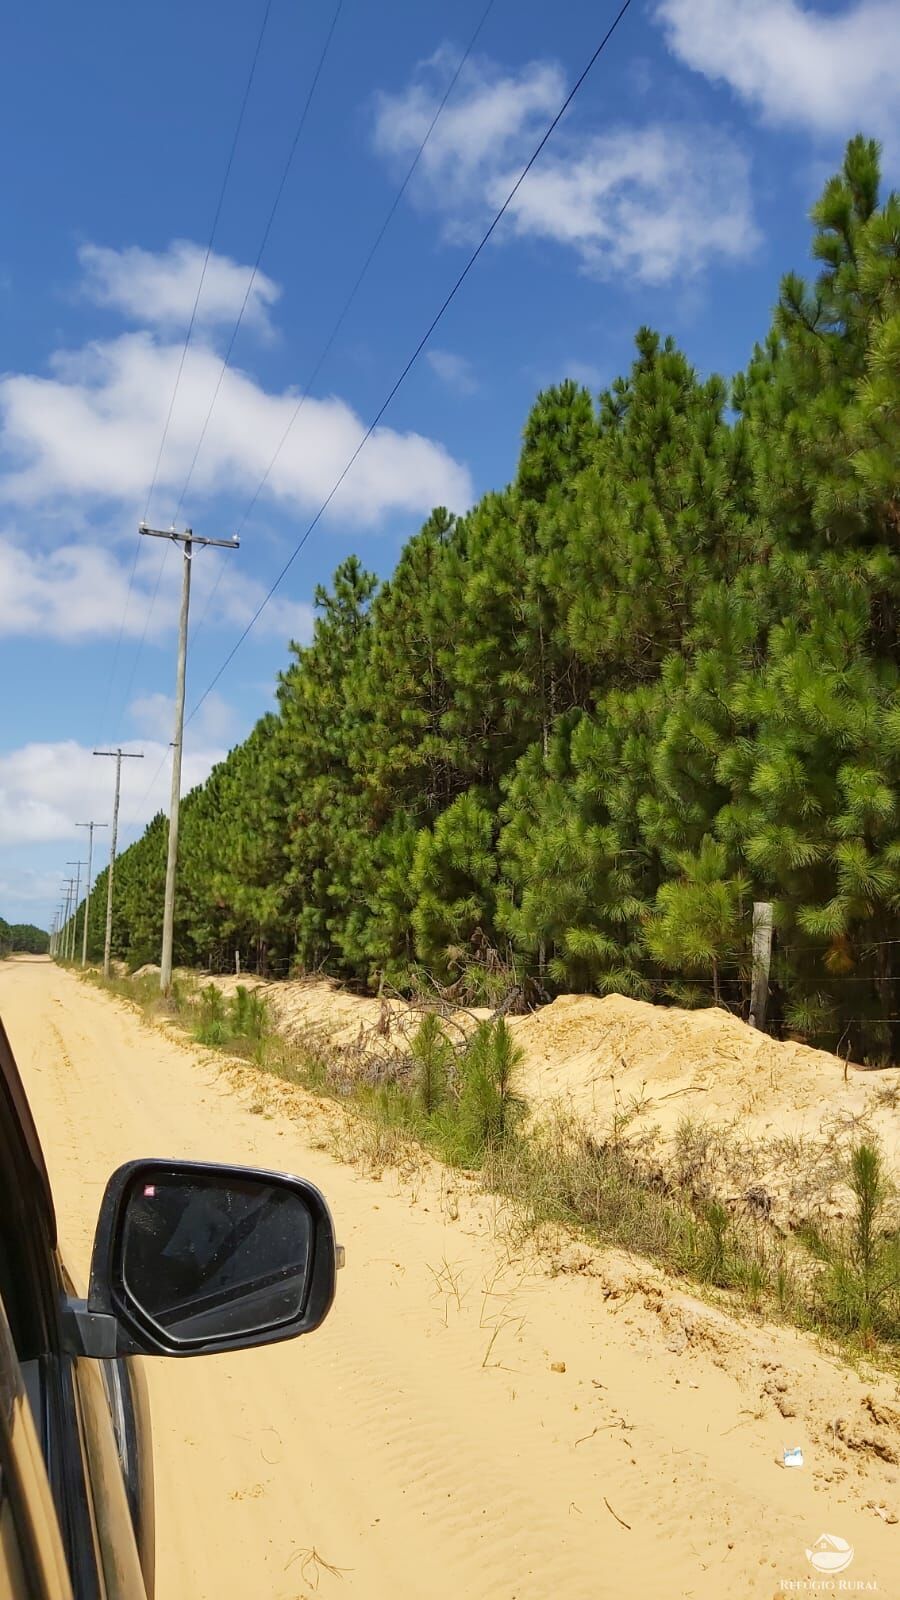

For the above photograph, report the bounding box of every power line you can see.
[135,742,175,815]
[96,0,275,754]
[145,0,276,525]
[115,0,345,742]
[188,0,500,653]
[172,0,346,527]
[186,0,634,729]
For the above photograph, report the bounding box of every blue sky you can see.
[1,0,898,931]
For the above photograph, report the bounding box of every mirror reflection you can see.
[120,1171,313,1342]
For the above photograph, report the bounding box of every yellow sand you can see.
[3,956,899,1600]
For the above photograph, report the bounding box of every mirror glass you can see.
[119,1170,313,1343]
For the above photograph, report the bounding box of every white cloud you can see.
[0,329,472,523]
[656,0,900,145]
[0,531,314,643]
[426,348,478,393]
[129,689,236,746]
[0,538,154,642]
[0,737,224,846]
[560,360,606,390]
[498,126,757,283]
[0,867,60,913]
[374,52,564,239]
[78,240,281,335]
[373,54,757,281]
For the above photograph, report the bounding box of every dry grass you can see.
[82,966,900,1362]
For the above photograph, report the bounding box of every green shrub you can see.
[694,1199,735,1287]
[452,1018,525,1165]
[410,1012,455,1115]
[800,1142,900,1343]
[229,985,270,1043]
[194,984,228,1047]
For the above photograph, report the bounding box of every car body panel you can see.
[0,1017,56,1246]
[1,1008,336,1598]
[71,1356,148,1600]
[0,1289,75,1600]
[98,1359,154,1596]
[1,1019,151,1598]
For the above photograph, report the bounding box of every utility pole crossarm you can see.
[138,522,238,993]
[138,523,240,552]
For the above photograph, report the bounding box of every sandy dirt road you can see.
[2,958,898,1600]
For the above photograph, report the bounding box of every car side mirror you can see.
[63,1160,340,1359]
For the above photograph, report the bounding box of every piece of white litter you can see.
[783,1447,804,1468]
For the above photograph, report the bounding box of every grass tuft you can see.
[80,966,900,1360]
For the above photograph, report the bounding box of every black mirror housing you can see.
[79,1159,338,1358]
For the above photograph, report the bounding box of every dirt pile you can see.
[509,991,899,1142]
[203,974,900,1219]
[506,993,900,1217]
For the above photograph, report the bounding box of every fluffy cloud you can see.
[0,531,314,642]
[426,348,478,393]
[128,689,236,745]
[0,329,472,523]
[374,53,564,236]
[656,0,900,144]
[0,737,224,846]
[78,240,281,334]
[497,126,757,284]
[373,54,757,281]
[560,360,606,390]
[0,866,61,914]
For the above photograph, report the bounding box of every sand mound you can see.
[508,993,900,1214]
[201,975,900,1216]
[509,991,869,1122]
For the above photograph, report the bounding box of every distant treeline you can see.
[84,140,900,1059]
[0,919,49,956]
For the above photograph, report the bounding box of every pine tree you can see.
[105,138,900,1057]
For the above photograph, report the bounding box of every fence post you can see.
[749,902,773,1030]
[235,949,241,977]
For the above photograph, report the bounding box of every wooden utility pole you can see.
[64,863,84,961]
[139,523,239,993]
[60,881,74,961]
[749,901,774,1031]
[94,748,144,977]
[76,820,108,968]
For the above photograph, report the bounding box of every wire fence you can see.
[159,935,900,1067]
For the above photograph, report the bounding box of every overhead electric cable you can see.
[97,0,275,747]
[188,0,499,652]
[184,0,633,729]
[114,0,344,743]
[145,0,276,524]
[172,0,346,525]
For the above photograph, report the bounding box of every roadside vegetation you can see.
[0,918,50,957]
[75,138,900,1065]
[84,966,900,1363]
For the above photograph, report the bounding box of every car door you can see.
[0,1019,147,1600]
[0,1282,74,1600]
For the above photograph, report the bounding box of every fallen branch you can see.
[573,1427,600,1447]
[603,1497,631,1531]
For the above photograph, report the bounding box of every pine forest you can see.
[87,140,900,1062]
